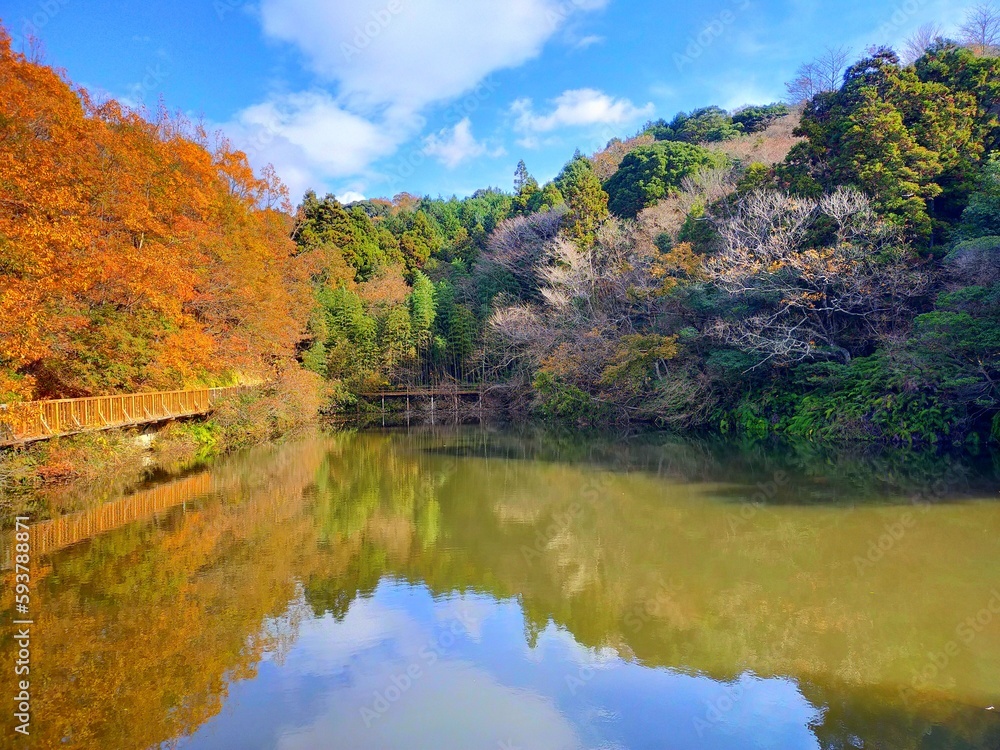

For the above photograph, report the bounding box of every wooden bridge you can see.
[356,384,493,424]
[0,386,251,447]
[359,385,485,399]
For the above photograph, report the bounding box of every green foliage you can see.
[731,103,789,133]
[539,182,564,211]
[532,371,604,424]
[958,157,1000,239]
[381,306,414,370]
[409,271,437,351]
[735,162,772,194]
[556,154,609,248]
[906,284,1000,427]
[511,159,541,216]
[400,211,443,270]
[774,356,963,444]
[599,334,679,394]
[839,86,941,235]
[728,400,770,438]
[645,106,743,143]
[301,340,328,377]
[676,203,719,251]
[510,167,563,217]
[431,280,476,369]
[287,44,1000,443]
[604,142,724,218]
[297,191,396,281]
[779,46,998,240]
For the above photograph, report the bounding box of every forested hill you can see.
[2,15,999,446]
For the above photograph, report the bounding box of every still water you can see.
[3,427,1000,749]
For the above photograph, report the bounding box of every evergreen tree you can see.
[556,155,609,249]
[400,211,442,270]
[604,142,723,218]
[780,46,987,238]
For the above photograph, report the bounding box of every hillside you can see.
[2,15,1000,446]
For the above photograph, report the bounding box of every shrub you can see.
[604,142,725,218]
[732,103,790,133]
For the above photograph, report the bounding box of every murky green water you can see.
[3,427,1000,749]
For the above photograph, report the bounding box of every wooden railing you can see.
[0,386,252,446]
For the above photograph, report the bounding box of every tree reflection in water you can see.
[2,427,999,748]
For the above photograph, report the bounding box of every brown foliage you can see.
[357,264,411,307]
[705,188,929,364]
[589,133,655,181]
[705,110,804,166]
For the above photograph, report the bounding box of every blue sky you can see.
[1,0,979,204]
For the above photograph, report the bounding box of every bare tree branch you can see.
[902,23,944,64]
[705,188,928,364]
[960,2,1000,56]
[785,46,851,103]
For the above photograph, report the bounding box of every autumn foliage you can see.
[0,28,311,400]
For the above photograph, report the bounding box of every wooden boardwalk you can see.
[0,386,251,446]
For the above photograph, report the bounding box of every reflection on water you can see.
[2,427,1000,749]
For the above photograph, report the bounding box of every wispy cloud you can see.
[423,118,505,169]
[574,34,604,49]
[511,88,654,132]
[258,0,610,111]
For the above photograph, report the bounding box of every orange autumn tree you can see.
[0,26,311,400]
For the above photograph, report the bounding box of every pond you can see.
[2,426,1000,749]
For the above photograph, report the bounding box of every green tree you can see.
[644,106,743,143]
[604,142,723,218]
[838,87,942,235]
[400,211,442,270]
[319,286,380,385]
[511,159,541,216]
[381,306,414,370]
[538,182,564,211]
[409,271,437,352]
[959,156,1000,238]
[779,47,987,239]
[295,192,390,281]
[555,154,609,248]
[732,103,789,133]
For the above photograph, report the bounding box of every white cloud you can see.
[223,90,406,199]
[259,0,609,112]
[512,88,654,133]
[225,0,608,196]
[423,118,504,169]
[574,34,604,49]
[337,190,367,203]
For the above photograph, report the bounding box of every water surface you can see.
[3,427,1000,749]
